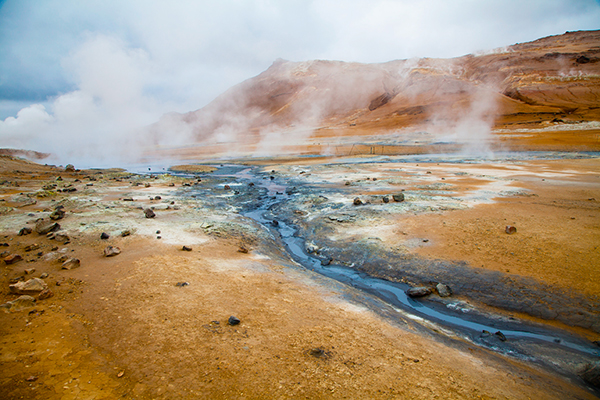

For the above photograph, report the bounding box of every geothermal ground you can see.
[0,151,599,399]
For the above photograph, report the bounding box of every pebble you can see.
[61,258,81,270]
[182,246,193,251]
[103,245,121,257]
[4,254,23,265]
[144,208,156,218]
[505,226,517,234]
[228,316,241,326]
[406,286,432,298]
[100,232,110,240]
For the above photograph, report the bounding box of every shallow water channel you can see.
[187,163,600,393]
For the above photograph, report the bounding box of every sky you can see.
[0,0,599,165]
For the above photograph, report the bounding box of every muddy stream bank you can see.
[169,158,600,394]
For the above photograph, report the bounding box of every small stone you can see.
[61,258,80,270]
[100,232,110,240]
[182,246,192,251]
[321,256,333,266]
[54,232,70,243]
[24,268,36,275]
[117,370,125,378]
[228,316,241,325]
[9,278,48,294]
[103,246,121,257]
[120,230,131,237]
[238,246,249,254]
[65,164,75,172]
[4,254,22,265]
[123,197,134,201]
[382,196,389,203]
[35,220,59,235]
[154,196,161,200]
[495,331,507,341]
[25,243,40,252]
[49,208,65,220]
[25,375,38,382]
[156,230,161,234]
[353,197,362,206]
[18,227,32,236]
[40,273,49,279]
[38,289,54,300]
[144,208,155,218]
[406,286,432,298]
[175,282,190,287]
[436,283,452,297]
[392,193,405,202]
[505,226,517,234]
[144,183,151,188]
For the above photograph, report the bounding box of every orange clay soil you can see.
[0,155,597,399]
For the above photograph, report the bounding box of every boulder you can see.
[406,286,432,298]
[0,295,36,313]
[144,208,156,218]
[103,246,121,257]
[4,254,23,265]
[35,219,60,235]
[61,258,81,270]
[9,278,48,294]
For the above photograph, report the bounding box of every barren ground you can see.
[0,154,599,399]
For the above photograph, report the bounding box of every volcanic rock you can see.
[392,193,405,202]
[4,254,23,265]
[61,258,81,270]
[18,227,32,236]
[182,246,193,251]
[100,232,110,240]
[228,316,241,325]
[144,208,156,218]
[9,278,48,294]
[0,295,36,313]
[406,286,432,298]
[35,219,59,235]
[436,283,452,297]
[103,245,121,257]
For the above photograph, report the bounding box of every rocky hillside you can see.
[149,30,600,157]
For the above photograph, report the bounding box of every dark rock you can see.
[144,208,156,218]
[17,227,32,236]
[25,244,40,252]
[505,226,517,234]
[123,197,134,201]
[156,230,161,234]
[35,220,59,235]
[436,283,452,297]
[580,363,600,388]
[40,273,48,279]
[392,193,405,202]
[406,286,432,297]
[9,278,48,294]
[271,220,279,227]
[382,196,389,203]
[238,246,249,254]
[182,246,193,251]
[353,197,363,206]
[61,258,80,270]
[100,232,110,240]
[103,245,121,257]
[49,208,65,220]
[495,331,507,341]
[4,254,22,265]
[228,316,241,325]
[481,330,492,338]
[175,282,190,287]
[321,256,333,266]
[121,230,132,237]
